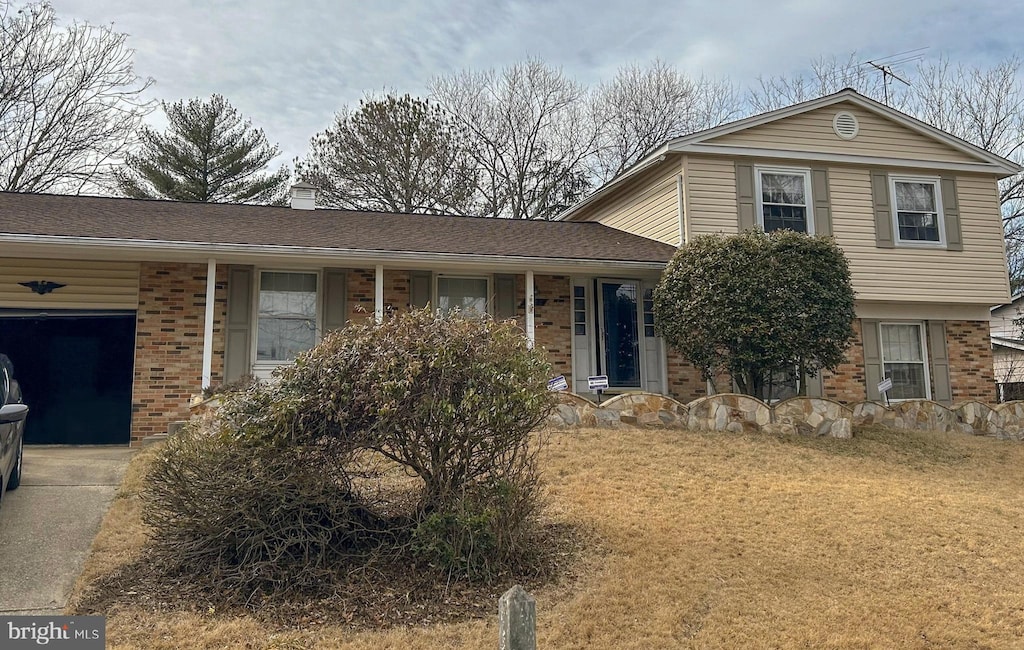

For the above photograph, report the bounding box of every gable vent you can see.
[833,111,859,140]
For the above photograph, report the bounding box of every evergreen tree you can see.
[297,93,478,214]
[115,94,289,204]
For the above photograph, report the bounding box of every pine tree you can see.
[296,94,478,214]
[115,94,289,204]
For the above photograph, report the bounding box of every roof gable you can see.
[702,100,979,164]
[558,89,1020,221]
[672,90,1020,173]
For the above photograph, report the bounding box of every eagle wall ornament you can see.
[18,280,66,295]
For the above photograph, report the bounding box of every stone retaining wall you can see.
[546,391,1024,440]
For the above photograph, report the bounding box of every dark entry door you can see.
[0,313,135,444]
[597,280,643,389]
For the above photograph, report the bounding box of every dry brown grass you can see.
[73,426,1024,649]
[66,443,161,601]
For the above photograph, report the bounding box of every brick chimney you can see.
[289,182,316,210]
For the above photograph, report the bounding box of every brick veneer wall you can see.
[945,320,997,402]
[131,262,226,444]
[534,274,572,386]
[345,269,412,321]
[666,350,707,402]
[512,274,572,386]
[346,268,375,321]
[822,319,867,402]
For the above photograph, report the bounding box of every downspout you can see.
[676,173,685,246]
[681,154,692,245]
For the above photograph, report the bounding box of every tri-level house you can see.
[0,89,1017,445]
[559,88,1020,407]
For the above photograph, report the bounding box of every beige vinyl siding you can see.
[686,155,739,235]
[574,159,681,245]
[707,102,978,164]
[0,258,139,309]
[829,168,1009,303]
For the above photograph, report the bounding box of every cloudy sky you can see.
[48,0,1021,169]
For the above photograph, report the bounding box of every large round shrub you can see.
[653,230,855,397]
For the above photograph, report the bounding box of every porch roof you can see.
[0,192,676,268]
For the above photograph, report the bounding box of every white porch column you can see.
[201,258,216,389]
[525,270,535,349]
[374,264,385,324]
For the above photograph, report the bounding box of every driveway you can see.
[0,446,134,615]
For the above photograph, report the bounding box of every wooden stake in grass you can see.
[499,585,536,650]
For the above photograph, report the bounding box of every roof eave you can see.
[0,234,672,274]
[554,150,671,221]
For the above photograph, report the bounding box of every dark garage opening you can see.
[0,312,135,444]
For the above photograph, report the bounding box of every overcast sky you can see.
[48,0,1021,170]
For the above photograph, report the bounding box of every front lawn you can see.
[70,425,1024,648]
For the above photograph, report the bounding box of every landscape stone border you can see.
[546,391,1024,440]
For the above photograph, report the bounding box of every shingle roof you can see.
[0,192,676,263]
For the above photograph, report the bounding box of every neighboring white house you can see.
[991,294,1024,400]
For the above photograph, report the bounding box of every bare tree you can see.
[296,93,478,214]
[431,59,598,220]
[906,58,1024,289]
[748,52,906,113]
[592,60,742,181]
[0,0,153,193]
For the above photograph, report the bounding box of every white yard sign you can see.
[547,375,569,392]
[878,377,893,393]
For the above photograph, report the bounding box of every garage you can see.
[0,312,136,444]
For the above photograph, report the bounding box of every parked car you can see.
[0,353,27,509]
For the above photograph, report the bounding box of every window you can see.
[256,271,318,362]
[573,285,587,336]
[890,176,944,245]
[880,323,930,400]
[437,276,489,316]
[642,287,655,338]
[756,167,813,234]
[756,367,799,403]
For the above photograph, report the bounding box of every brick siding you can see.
[666,350,707,402]
[945,320,997,402]
[131,262,226,444]
[822,319,867,402]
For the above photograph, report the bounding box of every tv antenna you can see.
[863,47,926,104]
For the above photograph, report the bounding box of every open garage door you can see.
[0,312,135,444]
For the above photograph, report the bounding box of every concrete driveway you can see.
[0,446,134,615]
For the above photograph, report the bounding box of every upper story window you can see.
[756,167,813,234]
[437,276,489,317]
[256,271,318,362]
[890,176,944,245]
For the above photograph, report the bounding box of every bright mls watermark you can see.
[2,616,104,648]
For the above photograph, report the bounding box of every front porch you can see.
[132,261,701,444]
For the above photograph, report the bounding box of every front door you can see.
[597,279,643,389]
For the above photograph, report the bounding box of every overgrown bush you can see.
[200,373,257,400]
[145,308,556,588]
[280,308,554,508]
[143,426,381,595]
